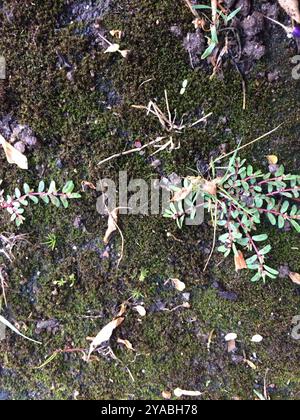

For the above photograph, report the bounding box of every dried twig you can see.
[0,233,28,261]
[184,0,200,18]
[98,91,211,167]
[0,266,8,306]
[98,137,166,166]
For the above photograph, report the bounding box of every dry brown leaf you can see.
[244,359,257,370]
[289,272,300,285]
[109,29,123,39]
[116,302,128,318]
[207,329,215,352]
[171,186,192,202]
[104,43,120,53]
[119,50,130,59]
[193,18,205,29]
[174,388,202,398]
[162,390,172,399]
[266,155,278,165]
[81,180,96,190]
[251,334,263,343]
[117,338,135,351]
[87,317,124,359]
[134,305,146,317]
[202,180,217,196]
[103,208,119,244]
[170,278,186,292]
[225,333,237,353]
[234,251,247,271]
[0,134,28,170]
[278,0,300,23]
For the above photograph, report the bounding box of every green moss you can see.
[0,0,300,400]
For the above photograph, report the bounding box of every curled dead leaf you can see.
[266,155,278,165]
[162,390,172,400]
[134,305,146,317]
[170,278,186,292]
[278,0,300,23]
[234,251,247,271]
[87,317,124,359]
[116,302,128,318]
[104,43,120,53]
[289,272,300,285]
[81,180,96,191]
[193,18,205,29]
[119,50,130,59]
[109,29,123,39]
[117,338,135,351]
[251,334,263,343]
[0,134,28,170]
[174,388,202,398]
[171,186,192,202]
[244,359,257,370]
[103,208,119,244]
[201,180,217,196]
[225,333,237,353]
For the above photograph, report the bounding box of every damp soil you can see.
[0,0,300,400]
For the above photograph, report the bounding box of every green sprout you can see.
[193,4,241,59]
[53,274,76,288]
[43,233,57,251]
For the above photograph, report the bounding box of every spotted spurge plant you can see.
[0,180,81,227]
[164,155,300,283]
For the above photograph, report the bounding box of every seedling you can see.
[43,233,57,251]
[53,274,76,288]
[193,3,242,59]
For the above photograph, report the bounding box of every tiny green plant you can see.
[43,233,57,251]
[139,268,149,282]
[130,289,144,300]
[164,156,300,283]
[0,180,81,227]
[53,273,76,288]
[193,4,241,59]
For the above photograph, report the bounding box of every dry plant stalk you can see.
[0,233,28,261]
[183,0,200,18]
[0,266,8,306]
[99,90,211,166]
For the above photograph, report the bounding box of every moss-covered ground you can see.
[0,0,300,400]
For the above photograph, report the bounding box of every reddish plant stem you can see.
[266,188,299,197]
[1,192,68,210]
[258,208,300,220]
[258,177,284,186]
[235,215,264,270]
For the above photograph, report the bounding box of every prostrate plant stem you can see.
[0,180,81,227]
[165,157,300,283]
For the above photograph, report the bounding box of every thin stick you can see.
[0,267,7,307]
[211,0,218,25]
[164,90,172,125]
[204,202,218,272]
[99,176,129,267]
[211,124,283,166]
[184,0,200,18]
[98,137,165,166]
